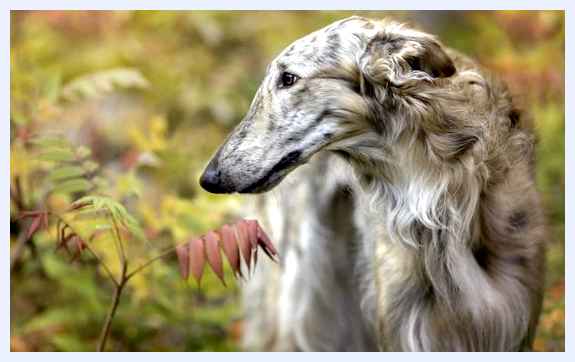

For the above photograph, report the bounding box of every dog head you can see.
[200,16,459,193]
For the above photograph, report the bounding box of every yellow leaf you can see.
[128,115,168,153]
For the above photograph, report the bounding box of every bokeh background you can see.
[10,11,564,351]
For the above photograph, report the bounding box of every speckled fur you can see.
[203,16,546,351]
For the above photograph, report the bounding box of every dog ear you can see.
[403,38,456,78]
[358,34,455,97]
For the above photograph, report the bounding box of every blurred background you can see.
[10,11,564,351]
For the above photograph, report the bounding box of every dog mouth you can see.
[239,150,303,194]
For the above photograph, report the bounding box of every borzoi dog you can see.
[200,16,546,351]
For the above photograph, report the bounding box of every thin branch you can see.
[97,215,130,352]
[125,246,177,281]
[52,213,119,286]
[97,262,127,352]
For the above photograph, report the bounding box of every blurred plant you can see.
[14,135,277,351]
[60,68,150,103]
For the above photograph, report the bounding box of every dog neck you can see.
[342,133,532,350]
[349,135,482,279]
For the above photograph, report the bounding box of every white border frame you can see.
[3,1,571,360]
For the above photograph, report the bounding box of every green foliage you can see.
[10,11,564,351]
[61,68,150,103]
[33,136,101,196]
[72,195,147,243]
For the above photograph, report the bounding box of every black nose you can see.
[199,161,231,194]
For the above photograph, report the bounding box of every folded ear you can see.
[358,32,456,97]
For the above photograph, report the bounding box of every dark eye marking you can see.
[279,72,299,88]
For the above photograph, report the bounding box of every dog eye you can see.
[279,72,299,88]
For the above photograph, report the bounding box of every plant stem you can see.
[97,243,180,350]
[97,263,127,352]
[125,246,176,281]
[52,213,119,286]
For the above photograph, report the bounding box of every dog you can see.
[199,16,546,351]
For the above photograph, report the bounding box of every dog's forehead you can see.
[282,17,377,56]
[270,17,381,74]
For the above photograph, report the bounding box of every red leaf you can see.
[173,219,278,287]
[245,220,259,248]
[77,237,86,251]
[70,235,85,261]
[234,221,252,271]
[252,243,258,273]
[175,243,190,280]
[73,235,86,255]
[219,225,242,278]
[256,222,278,259]
[245,220,260,272]
[204,231,226,285]
[189,238,205,285]
[25,216,42,241]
